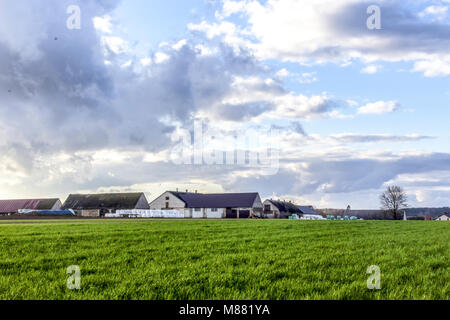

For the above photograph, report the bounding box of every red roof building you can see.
[0,199,61,214]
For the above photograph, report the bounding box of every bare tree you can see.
[380,186,408,220]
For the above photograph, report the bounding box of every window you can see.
[211,208,218,212]
[165,202,169,209]
[264,205,271,212]
[165,197,170,200]
[195,208,201,212]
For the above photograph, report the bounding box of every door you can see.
[226,209,238,219]
[239,210,250,219]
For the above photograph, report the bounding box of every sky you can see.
[0,0,450,209]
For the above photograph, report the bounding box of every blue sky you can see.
[112,0,219,54]
[0,0,450,209]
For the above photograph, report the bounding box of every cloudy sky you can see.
[1,0,450,209]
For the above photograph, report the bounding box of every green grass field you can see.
[0,219,448,300]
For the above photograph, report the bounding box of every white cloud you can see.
[188,20,250,53]
[101,36,129,54]
[210,75,343,121]
[276,69,318,83]
[264,93,342,120]
[329,133,434,143]
[121,60,132,68]
[154,52,170,64]
[346,99,359,107]
[172,39,187,50]
[217,0,248,19]
[412,56,450,77]
[194,44,216,56]
[361,65,381,74]
[298,72,318,84]
[358,101,400,115]
[93,15,113,34]
[276,68,290,78]
[419,5,448,21]
[199,0,450,77]
[188,20,237,39]
[140,57,152,66]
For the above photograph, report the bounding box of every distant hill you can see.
[316,207,450,220]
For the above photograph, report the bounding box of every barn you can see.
[62,193,149,217]
[297,206,320,216]
[0,198,62,215]
[149,191,263,219]
[435,213,450,221]
[263,200,302,218]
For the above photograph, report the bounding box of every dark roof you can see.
[0,199,60,213]
[267,200,302,214]
[36,199,60,210]
[297,206,319,215]
[170,192,260,208]
[62,193,148,210]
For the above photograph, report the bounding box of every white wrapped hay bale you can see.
[112,209,183,219]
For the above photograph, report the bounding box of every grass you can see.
[0,219,448,300]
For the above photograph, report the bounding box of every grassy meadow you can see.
[0,219,448,300]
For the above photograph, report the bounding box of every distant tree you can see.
[380,186,408,220]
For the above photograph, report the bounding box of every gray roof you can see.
[170,192,260,208]
[62,193,149,210]
[297,206,319,215]
[267,200,302,214]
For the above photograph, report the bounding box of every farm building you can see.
[298,206,319,216]
[263,200,302,218]
[0,198,61,215]
[435,213,450,221]
[62,193,149,217]
[149,191,263,218]
[297,206,324,220]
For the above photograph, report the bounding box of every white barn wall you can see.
[206,208,224,219]
[184,208,192,218]
[192,209,203,219]
[149,192,186,210]
[253,196,263,208]
[251,195,264,217]
[263,200,281,218]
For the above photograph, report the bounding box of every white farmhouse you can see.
[149,191,263,219]
[435,213,450,221]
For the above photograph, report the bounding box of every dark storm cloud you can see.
[326,0,450,60]
[0,0,121,161]
[0,0,272,162]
